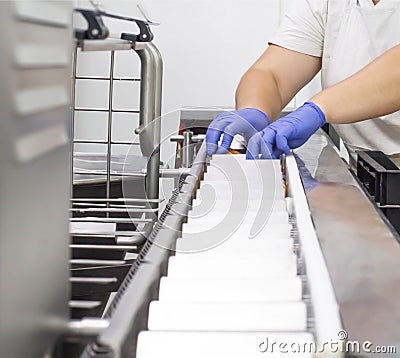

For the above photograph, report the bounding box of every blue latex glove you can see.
[246,102,326,159]
[206,108,270,156]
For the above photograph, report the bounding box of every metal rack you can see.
[67,35,164,335]
[71,38,163,207]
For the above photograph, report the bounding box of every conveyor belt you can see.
[135,153,343,357]
[83,145,344,357]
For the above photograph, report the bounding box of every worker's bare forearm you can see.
[235,45,322,122]
[312,45,400,124]
[235,68,284,121]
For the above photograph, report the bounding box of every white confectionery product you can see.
[147,301,307,331]
[198,181,285,200]
[175,237,294,256]
[192,198,287,212]
[187,209,288,223]
[158,277,302,302]
[167,255,297,279]
[203,166,283,185]
[137,331,314,358]
[180,219,292,240]
[175,236,292,254]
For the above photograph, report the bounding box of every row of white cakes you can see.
[136,154,314,357]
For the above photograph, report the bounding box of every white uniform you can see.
[270,0,400,160]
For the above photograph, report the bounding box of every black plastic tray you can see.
[357,151,400,233]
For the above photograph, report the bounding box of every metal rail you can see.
[134,42,163,202]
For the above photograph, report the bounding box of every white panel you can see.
[114,50,141,79]
[112,112,140,142]
[15,122,68,163]
[15,85,69,116]
[112,80,140,111]
[75,79,110,110]
[74,111,108,141]
[15,44,69,68]
[76,50,111,78]
[14,1,70,27]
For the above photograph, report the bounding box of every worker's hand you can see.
[246,102,326,159]
[206,108,270,156]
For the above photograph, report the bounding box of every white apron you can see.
[322,0,400,156]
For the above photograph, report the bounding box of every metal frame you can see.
[0,2,73,357]
[71,38,163,208]
[64,37,164,348]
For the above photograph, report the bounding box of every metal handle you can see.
[170,130,205,168]
[133,42,163,202]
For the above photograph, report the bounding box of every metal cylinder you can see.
[133,42,163,203]
[182,130,194,168]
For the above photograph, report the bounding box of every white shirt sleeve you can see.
[269,0,327,57]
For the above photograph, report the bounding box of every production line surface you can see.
[136,154,316,358]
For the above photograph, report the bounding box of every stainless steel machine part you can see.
[182,130,194,168]
[296,130,400,353]
[0,2,72,357]
[134,41,163,202]
[72,38,163,209]
[68,318,110,339]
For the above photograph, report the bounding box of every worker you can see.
[247,44,400,165]
[206,0,400,167]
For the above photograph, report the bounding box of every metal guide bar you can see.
[72,198,162,203]
[73,171,146,177]
[78,144,206,357]
[73,140,139,145]
[285,155,344,355]
[75,76,140,81]
[70,218,152,224]
[106,50,115,206]
[74,108,140,113]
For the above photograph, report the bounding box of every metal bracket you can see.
[75,8,158,42]
[121,21,153,43]
[75,9,109,40]
[170,133,205,143]
[171,131,205,168]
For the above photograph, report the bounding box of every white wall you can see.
[73,0,321,189]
